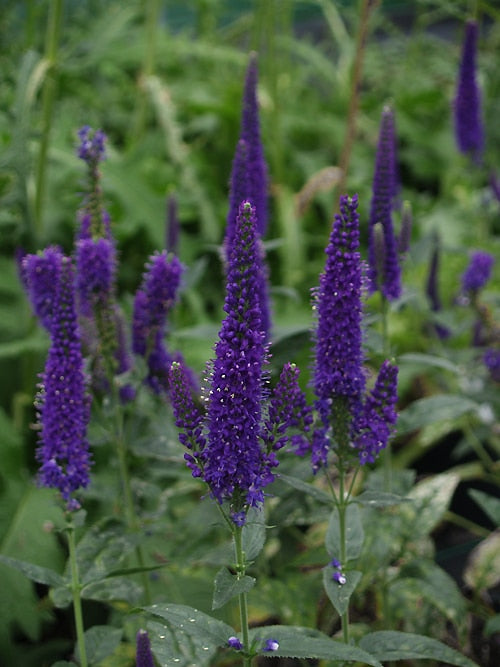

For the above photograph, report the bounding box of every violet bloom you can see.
[228,637,243,651]
[226,139,250,252]
[312,194,398,468]
[454,20,484,162]
[263,639,279,652]
[75,237,116,316]
[368,106,401,301]
[170,202,308,523]
[132,251,183,393]
[240,53,269,237]
[34,251,92,510]
[76,126,111,241]
[462,251,494,293]
[135,629,155,667]
[21,246,63,332]
[484,348,500,382]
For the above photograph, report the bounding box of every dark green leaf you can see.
[279,474,332,504]
[82,577,142,605]
[148,619,216,667]
[75,626,122,665]
[0,555,64,587]
[397,395,478,435]
[242,506,266,562]
[144,603,235,646]
[468,489,500,527]
[323,567,362,616]
[359,631,478,666]
[212,567,255,610]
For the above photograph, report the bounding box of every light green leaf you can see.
[464,531,500,592]
[403,473,459,539]
[399,353,461,374]
[468,489,500,527]
[279,473,333,504]
[323,567,362,616]
[242,506,266,562]
[326,504,364,562]
[212,567,255,610]
[147,620,216,667]
[144,603,235,647]
[75,626,122,665]
[359,631,478,666]
[397,395,478,435]
[249,626,382,666]
[355,490,410,508]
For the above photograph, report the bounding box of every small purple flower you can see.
[21,246,63,332]
[461,251,494,293]
[368,106,401,301]
[454,20,484,162]
[132,251,183,393]
[331,558,342,569]
[228,636,244,650]
[484,348,500,382]
[35,254,92,510]
[240,54,269,237]
[135,629,155,667]
[77,125,106,165]
[263,639,279,652]
[333,571,347,585]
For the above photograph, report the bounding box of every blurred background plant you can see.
[0,0,499,665]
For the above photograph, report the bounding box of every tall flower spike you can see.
[454,20,484,163]
[22,246,63,332]
[132,251,183,393]
[461,250,494,294]
[204,201,272,513]
[240,53,269,237]
[76,126,111,240]
[135,629,155,667]
[35,252,92,510]
[368,106,401,301]
[226,139,250,253]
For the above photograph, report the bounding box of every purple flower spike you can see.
[484,349,500,382]
[35,254,92,510]
[226,139,250,253]
[135,629,155,667]
[454,20,484,162]
[368,106,401,301]
[205,201,271,512]
[77,125,107,165]
[240,54,269,237]
[313,194,365,439]
[355,360,398,464]
[75,237,116,316]
[461,251,494,293]
[22,246,64,332]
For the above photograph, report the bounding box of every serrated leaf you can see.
[242,505,266,562]
[468,489,500,526]
[322,567,362,616]
[148,620,215,667]
[279,473,333,504]
[248,626,382,666]
[359,631,478,666]
[0,555,64,587]
[144,603,235,647]
[325,504,364,562]
[212,567,256,610]
[75,626,122,665]
[397,395,478,435]
[355,490,410,508]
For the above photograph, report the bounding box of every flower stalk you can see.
[67,516,88,667]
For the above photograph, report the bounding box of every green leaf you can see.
[82,577,143,605]
[484,614,500,637]
[51,662,76,666]
[397,395,478,435]
[323,567,362,616]
[359,631,478,666]
[212,567,256,610]
[0,555,64,587]
[147,620,216,667]
[464,532,500,592]
[75,626,122,665]
[399,353,461,374]
[325,504,364,562]
[403,473,459,539]
[144,603,235,647]
[468,489,500,526]
[242,506,266,562]
[279,473,333,504]
[355,490,410,508]
[248,626,382,666]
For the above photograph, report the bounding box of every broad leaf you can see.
[463,531,500,592]
[0,555,64,588]
[397,395,478,435]
[326,504,364,562]
[468,489,500,527]
[359,631,478,666]
[144,603,235,647]
[279,473,333,504]
[248,626,382,666]
[75,626,122,665]
[212,567,256,610]
[82,577,143,605]
[402,473,459,539]
[242,506,266,561]
[148,619,216,667]
[355,490,410,508]
[323,567,362,616]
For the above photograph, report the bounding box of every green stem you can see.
[234,526,252,667]
[337,458,350,645]
[35,0,63,238]
[67,518,88,667]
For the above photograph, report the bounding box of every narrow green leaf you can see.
[355,490,410,508]
[279,474,333,504]
[75,626,122,665]
[359,631,478,666]
[212,567,256,610]
[242,506,266,562]
[468,489,500,526]
[0,554,64,587]
[248,626,382,666]
[325,504,364,562]
[397,395,478,435]
[323,567,362,616]
[144,603,235,647]
[399,353,461,374]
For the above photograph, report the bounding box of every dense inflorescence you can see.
[461,250,494,293]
